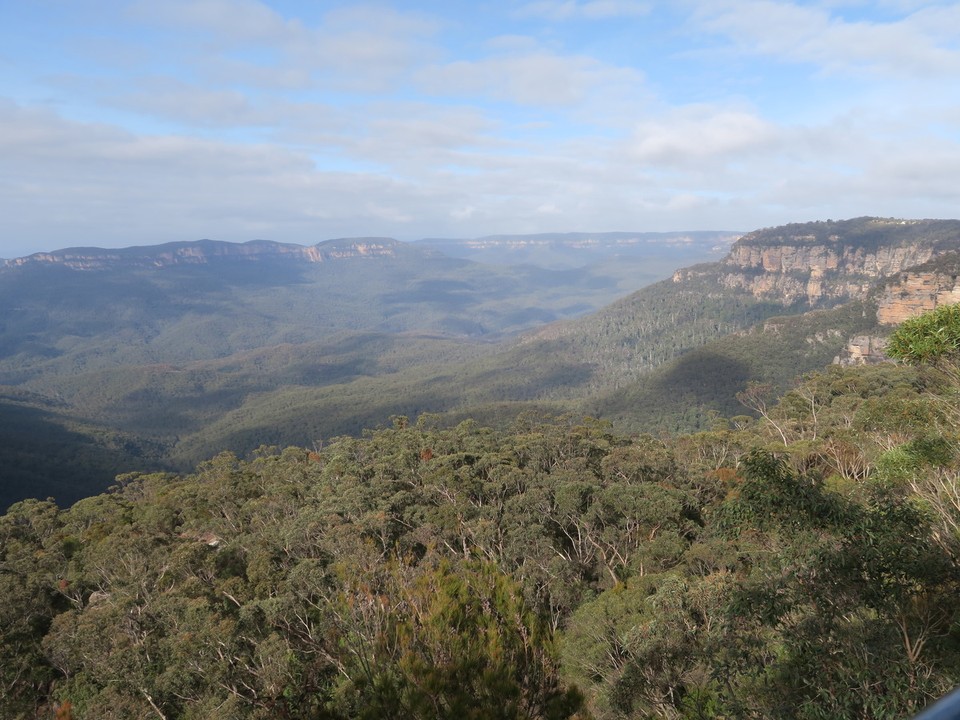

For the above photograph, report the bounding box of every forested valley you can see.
[0,233,732,510]
[4,218,959,511]
[5,0,958,715]
[5,307,960,719]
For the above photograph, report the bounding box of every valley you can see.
[0,230,731,508]
[5,217,960,720]
[2,218,960,510]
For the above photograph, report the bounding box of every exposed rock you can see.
[677,218,960,309]
[834,335,889,366]
[876,271,960,325]
[671,219,960,369]
[87,590,111,606]
[834,259,960,365]
[719,235,938,306]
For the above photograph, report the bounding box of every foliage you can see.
[888,303,960,367]
[7,220,960,717]
[736,217,960,252]
[595,299,880,434]
[4,367,960,719]
[6,218,959,507]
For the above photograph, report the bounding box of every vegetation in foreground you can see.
[5,306,960,719]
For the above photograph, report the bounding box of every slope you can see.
[0,237,644,384]
[1,232,731,504]
[176,218,960,458]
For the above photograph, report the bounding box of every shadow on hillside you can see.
[469,361,596,401]
[0,399,157,511]
[599,349,752,429]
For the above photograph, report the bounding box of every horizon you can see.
[2,1,959,258]
[10,213,960,261]
[1,226,745,261]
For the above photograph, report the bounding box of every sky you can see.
[1,0,959,257]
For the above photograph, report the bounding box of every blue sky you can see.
[1,0,958,257]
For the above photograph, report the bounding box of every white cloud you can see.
[107,78,270,128]
[290,6,440,92]
[128,0,440,93]
[358,105,498,155]
[418,51,645,107]
[200,56,314,91]
[450,205,476,220]
[515,0,651,20]
[691,0,960,78]
[630,107,779,165]
[2,1,960,258]
[127,0,303,45]
[0,101,385,253]
[536,202,562,214]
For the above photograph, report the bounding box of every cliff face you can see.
[2,238,402,271]
[833,255,960,365]
[718,242,937,306]
[875,270,960,325]
[699,217,959,307]
[834,335,890,366]
[665,218,960,369]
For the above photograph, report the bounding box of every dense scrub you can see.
[4,352,960,719]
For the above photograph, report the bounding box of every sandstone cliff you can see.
[833,253,960,364]
[875,269,960,325]
[718,241,937,306]
[834,335,890,366]
[685,218,960,307]
[666,218,960,368]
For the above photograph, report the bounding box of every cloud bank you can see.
[0,0,957,256]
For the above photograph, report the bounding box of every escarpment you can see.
[876,268,960,325]
[2,238,403,271]
[712,218,959,307]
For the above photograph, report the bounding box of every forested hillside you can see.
[0,232,728,508]
[511,218,960,396]
[0,237,647,383]
[589,298,879,432]
[4,305,960,718]
[4,218,960,510]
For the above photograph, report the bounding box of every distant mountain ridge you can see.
[160,217,960,457]
[418,230,736,252]
[2,237,409,271]
[4,231,741,273]
[0,228,735,508]
[416,230,737,270]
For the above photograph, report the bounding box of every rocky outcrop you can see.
[834,335,889,366]
[715,223,941,306]
[666,219,960,312]
[666,218,960,369]
[303,238,400,262]
[834,260,960,365]
[876,271,960,325]
[670,218,960,308]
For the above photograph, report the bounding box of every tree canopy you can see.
[3,358,960,719]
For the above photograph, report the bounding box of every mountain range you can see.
[2,218,959,510]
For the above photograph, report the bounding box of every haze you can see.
[1,0,959,258]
